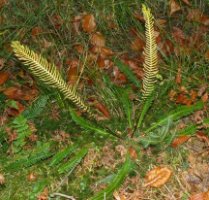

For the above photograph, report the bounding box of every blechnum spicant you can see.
[11,3,205,146]
[9,4,207,199]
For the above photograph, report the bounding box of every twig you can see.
[50,192,76,200]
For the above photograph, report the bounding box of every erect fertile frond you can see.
[11,41,95,118]
[142,4,158,100]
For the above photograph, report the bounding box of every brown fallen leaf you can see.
[196,131,209,146]
[144,166,172,187]
[187,9,209,26]
[49,14,63,30]
[0,0,7,9]
[37,188,48,200]
[94,101,111,119]
[130,37,145,52]
[73,44,84,54]
[170,0,181,16]
[82,14,96,33]
[128,147,138,160]
[31,26,43,36]
[90,32,105,47]
[189,190,209,200]
[66,59,79,85]
[171,135,191,148]
[6,101,25,117]
[3,86,38,101]
[0,71,9,85]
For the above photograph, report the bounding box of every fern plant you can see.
[11,41,96,119]
[141,4,158,100]
[11,114,32,153]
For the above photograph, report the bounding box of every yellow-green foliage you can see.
[11,41,95,118]
[142,4,158,100]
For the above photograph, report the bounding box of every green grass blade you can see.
[114,57,141,88]
[89,157,133,200]
[136,93,154,129]
[145,101,204,134]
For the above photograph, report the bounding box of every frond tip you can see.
[11,41,95,118]
[142,4,158,100]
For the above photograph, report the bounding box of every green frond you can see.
[58,148,88,174]
[11,41,95,119]
[144,101,204,134]
[5,142,53,171]
[23,95,49,119]
[69,107,117,138]
[89,157,133,200]
[142,4,158,100]
[50,144,77,166]
[11,115,32,152]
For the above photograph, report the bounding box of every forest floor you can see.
[0,0,209,200]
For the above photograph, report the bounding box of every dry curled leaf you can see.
[66,59,79,85]
[187,9,209,26]
[130,37,145,52]
[82,14,96,33]
[94,101,111,119]
[37,188,48,200]
[0,71,9,85]
[3,86,38,101]
[90,32,105,47]
[189,190,209,200]
[171,135,191,148]
[31,26,43,36]
[128,147,138,160]
[196,131,209,146]
[144,166,172,187]
[170,0,181,16]
[6,101,25,117]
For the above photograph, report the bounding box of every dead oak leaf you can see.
[187,9,209,26]
[170,0,181,16]
[82,14,96,33]
[189,190,209,200]
[90,32,105,47]
[0,71,9,85]
[171,135,191,148]
[144,166,172,187]
[3,86,38,101]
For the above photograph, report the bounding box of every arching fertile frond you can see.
[11,41,95,118]
[142,5,158,100]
